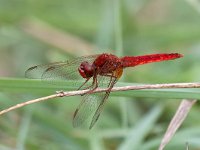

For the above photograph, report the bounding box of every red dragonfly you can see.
[25,53,183,129]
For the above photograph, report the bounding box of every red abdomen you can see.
[121,53,183,68]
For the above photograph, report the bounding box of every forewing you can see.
[25,61,67,79]
[25,55,99,86]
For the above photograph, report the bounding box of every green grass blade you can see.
[118,105,163,150]
[1,78,200,100]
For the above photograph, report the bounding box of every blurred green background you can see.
[1,0,200,150]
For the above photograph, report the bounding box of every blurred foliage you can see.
[1,0,200,150]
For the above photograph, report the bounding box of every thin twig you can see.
[1,82,200,116]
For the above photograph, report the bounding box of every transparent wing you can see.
[25,55,99,86]
[89,76,117,129]
[73,75,115,128]
[73,60,121,129]
[72,90,101,128]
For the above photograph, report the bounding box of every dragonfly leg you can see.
[84,75,98,95]
[100,73,116,87]
[78,76,97,96]
[106,73,114,87]
[79,77,96,92]
[77,77,91,90]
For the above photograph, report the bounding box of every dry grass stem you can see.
[0,82,200,116]
[158,99,197,150]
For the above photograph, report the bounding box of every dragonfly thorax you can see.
[78,61,95,78]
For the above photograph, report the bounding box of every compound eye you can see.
[78,67,87,78]
[78,61,94,78]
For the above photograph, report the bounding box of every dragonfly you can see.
[25,53,183,129]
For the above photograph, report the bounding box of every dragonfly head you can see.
[78,61,94,78]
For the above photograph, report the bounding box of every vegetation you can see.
[0,0,200,149]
